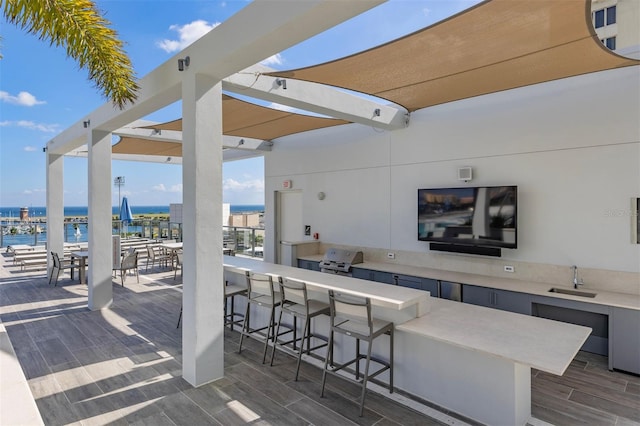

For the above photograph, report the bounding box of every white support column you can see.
[181,73,224,386]
[46,152,65,272]
[87,129,113,310]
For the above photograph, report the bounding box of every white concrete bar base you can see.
[396,330,531,425]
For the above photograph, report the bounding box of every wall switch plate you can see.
[387,252,395,259]
[504,265,515,273]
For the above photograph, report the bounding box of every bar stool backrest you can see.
[278,277,307,307]
[328,290,373,337]
[247,272,274,298]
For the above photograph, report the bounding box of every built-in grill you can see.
[319,248,364,276]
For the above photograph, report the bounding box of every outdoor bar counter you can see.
[223,256,590,425]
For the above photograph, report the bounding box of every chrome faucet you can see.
[572,265,584,289]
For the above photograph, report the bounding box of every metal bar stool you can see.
[176,279,247,329]
[238,272,283,363]
[224,279,247,331]
[270,277,330,380]
[320,290,394,417]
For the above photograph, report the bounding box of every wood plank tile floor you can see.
[1,252,638,425]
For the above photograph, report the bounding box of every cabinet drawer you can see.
[393,274,422,289]
[352,268,393,284]
[297,259,320,271]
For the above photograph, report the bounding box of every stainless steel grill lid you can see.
[319,248,363,274]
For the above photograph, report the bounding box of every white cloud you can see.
[423,7,431,17]
[151,183,182,193]
[261,54,283,66]
[157,20,220,53]
[223,178,264,192]
[0,90,46,106]
[1,120,59,133]
[24,146,38,152]
[22,188,45,195]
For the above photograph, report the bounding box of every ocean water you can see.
[0,204,264,219]
[0,204,264,247]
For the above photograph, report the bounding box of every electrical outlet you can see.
[504,265,515,273]
[387,252,395,259]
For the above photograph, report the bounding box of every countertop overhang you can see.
[398,298,591,375]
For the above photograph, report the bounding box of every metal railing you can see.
[1,221,265,259]
[223,225,265,257]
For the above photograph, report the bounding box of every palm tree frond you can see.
[1,0,139,109]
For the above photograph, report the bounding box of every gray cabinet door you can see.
[352,268,376,281]
[393,274,421,289]
[297,259,320,271]
[463,285,493,307]
[373,270,394,284]
[492,289,531,315]
[352,268,393,284]
[611,307,640,374]
[422,278,439,297]
[393,274,438,297]
[463,285,531,315]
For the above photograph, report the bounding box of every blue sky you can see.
[0,0,480,208]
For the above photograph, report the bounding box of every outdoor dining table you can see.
[71,250,89,284]
[160,242,183,252]
[160,242,183,269]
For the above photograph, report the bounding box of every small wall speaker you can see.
[457,167,473,182]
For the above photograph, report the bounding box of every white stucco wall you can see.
[264,66,640,274]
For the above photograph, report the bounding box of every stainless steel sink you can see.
[548,288,597,298]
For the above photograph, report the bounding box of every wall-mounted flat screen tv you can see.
[418,185,517,249]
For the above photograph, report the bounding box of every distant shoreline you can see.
[1,205,264,224]
[0,204,265,221]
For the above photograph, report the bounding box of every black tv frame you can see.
[418,185,517,256]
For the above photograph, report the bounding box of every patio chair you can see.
[49,251,77,287]
[117,250,139,286]
[145,244,171,271]
[223,242,236,256]
[173,251,183,281]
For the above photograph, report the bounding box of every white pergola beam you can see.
[113,128,184,143]
[223,66,409,130]
[112,127,270,151]
[46,0,386,155]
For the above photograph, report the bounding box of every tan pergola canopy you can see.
[268,0,638,111]
[112,95,348,157]
[113,0,639,159]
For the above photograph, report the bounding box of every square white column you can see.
[181,73,225,386]
[46,152,65,273]
[87,129,113,310]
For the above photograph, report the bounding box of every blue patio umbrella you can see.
[120,197,133,224]
[120,197,133,236]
